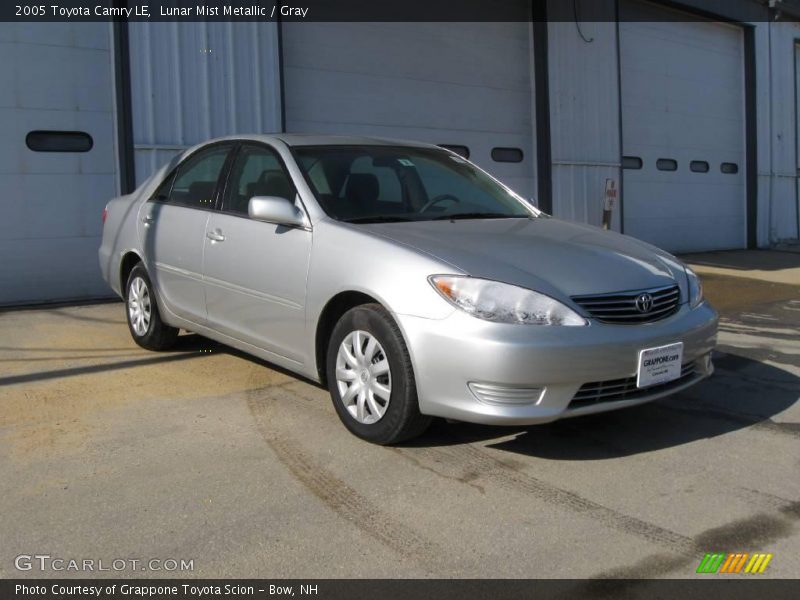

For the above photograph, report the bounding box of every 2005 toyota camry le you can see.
[99,134,718,444]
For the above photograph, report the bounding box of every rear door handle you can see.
[206,229,225,242]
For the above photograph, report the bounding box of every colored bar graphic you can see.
[696,553,713,573]
[697,553,726,573]
[733,553,750,573]
[757,554,773,573]
[719,554,736,573]
[697,552,771,574]
[745,553,774,574]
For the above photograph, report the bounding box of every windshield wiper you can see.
[431,212,527,221]
[342,215,416,224]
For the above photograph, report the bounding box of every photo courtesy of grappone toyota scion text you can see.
[99,135,718,444]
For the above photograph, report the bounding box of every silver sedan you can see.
[99,135,718,444]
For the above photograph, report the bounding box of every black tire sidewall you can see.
[326,305,420,444]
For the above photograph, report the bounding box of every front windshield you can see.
[293,145,539,223]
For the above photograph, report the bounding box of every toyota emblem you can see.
[635,293,654,313]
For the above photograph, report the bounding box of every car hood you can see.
[361,217,687,299]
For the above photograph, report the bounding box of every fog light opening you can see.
[468,382,545,406]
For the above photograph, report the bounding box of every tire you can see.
[326,303,432,444]
[125,263,179,351]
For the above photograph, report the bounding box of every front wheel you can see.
[326,304,431,444]
[125,263,178,351]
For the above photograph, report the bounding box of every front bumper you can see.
[397,302,718,425]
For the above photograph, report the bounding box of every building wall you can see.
[546,0,800,247]
[122,9,799,247]
[547,8,622,231]
[127,21,283,185]
[754,20,800,243]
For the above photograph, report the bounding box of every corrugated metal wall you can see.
[755,20,800,242]
[122,9,798,246]
[128,21,282,185]
[547,18,621,231]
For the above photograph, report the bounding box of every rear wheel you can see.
[326,304,431,444]
[125,264,178,351]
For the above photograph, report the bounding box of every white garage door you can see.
[620,1,746,252]
[282,20,536,200]
[0,23,118,305]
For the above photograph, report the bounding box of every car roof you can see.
[201,133,440,149]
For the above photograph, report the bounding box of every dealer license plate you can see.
[636,342,683,388]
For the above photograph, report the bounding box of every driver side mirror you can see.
[248,196,307,228]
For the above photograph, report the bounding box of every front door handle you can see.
[206,229,225,242]
[142,215,154,226]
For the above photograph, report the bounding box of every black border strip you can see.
[2,0,796,22]
[113,15,136,194]
[532,1,552,214]
[616,0,625,233]
[744,25,758,249]
[3,579,799,599]
[276,6,287,133]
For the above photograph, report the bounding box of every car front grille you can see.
[568,362,697,410]
[571,284,681,324]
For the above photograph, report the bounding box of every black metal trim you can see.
[276,11,287,133]
[615,0,625,233]
[744,25,758,249]
[112,17,136,194]
[532,2,552,214]
[638,0,768,24]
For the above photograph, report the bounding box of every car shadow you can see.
[679,249,800,272]
[172,332,325,388]
[166,334,799,458]
[403,351,799,459]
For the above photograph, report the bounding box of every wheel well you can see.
[119,252,142,294]
[315,291,379,383]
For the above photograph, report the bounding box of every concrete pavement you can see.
[0,251,798,581]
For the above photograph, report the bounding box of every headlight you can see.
[685,266,704,308]
[429,275,587,326]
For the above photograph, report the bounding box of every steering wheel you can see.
[420,194,461,213]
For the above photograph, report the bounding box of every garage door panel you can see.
[0,236,109,304]
[0,23,117,304]
[1,42,113,113]
[0,107,116,175]
[286,69,532,134]
[283,17,535,204]
[620,1,746,252]
[622,118,744,155]
[283,22,532,92]
[624,179,746,219]
[0,173,115,240]
[624,215,744,253]
[0,22,109,50]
